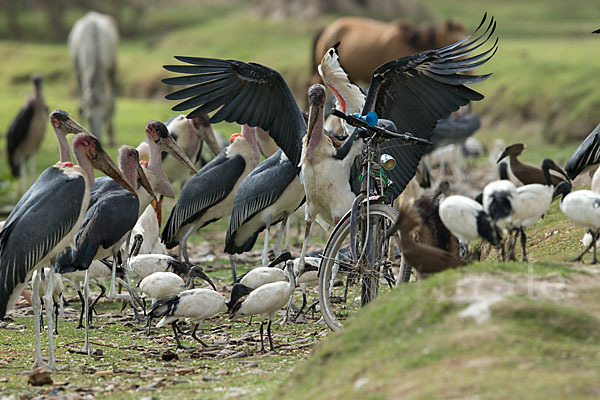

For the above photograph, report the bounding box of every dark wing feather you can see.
[162,57,305,166]
[6,102,34,177]
[63,186,139,272]
[564,122,600,180]
[363,13,497,199]
[161,151,246,247]
[0,167,86,317]
[225,150,303,254]
[426,114,481,153]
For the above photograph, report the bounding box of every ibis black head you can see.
[267,251,294,268]
[189,265,217,291]
[553,180,572,201]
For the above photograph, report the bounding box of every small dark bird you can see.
[497,143,570,186]
[392,203,467,278]
[6,75,48,191]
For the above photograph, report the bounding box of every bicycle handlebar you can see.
[330,109,432,146]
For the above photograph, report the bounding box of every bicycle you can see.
[318,109,432,331]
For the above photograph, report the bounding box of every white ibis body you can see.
[439,195,501,251]
[150,288,228,348]
[6,75,47,192]
[560,188,600,263]
[230,262,295,352]
[161,125,260,278]
[0,125,133,369]
[507,159,568,261]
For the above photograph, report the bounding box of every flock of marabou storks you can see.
[1,13,600,371]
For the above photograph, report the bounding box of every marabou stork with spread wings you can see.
[161,13,498,268]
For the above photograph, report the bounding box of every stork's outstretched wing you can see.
[564,122,600,180]
[162,58,305,166]
[363,13,498,198]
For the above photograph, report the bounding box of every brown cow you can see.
[311,17,467,85]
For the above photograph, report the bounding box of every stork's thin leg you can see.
[39,298,45,331]
[298,219,313,276]
[76,289,85,329]
[283,216,291,250]
[281,292,295,325]
[190,323,208,347]
[259,320,266,353]
[109,250,130,300]
[58,293,64,318]
[267,320,275,352]
[262,220,271,267]
[44,266,56,369]
[179,227,197,264]
[520,228,529,262]
[32,270,44,369]
[229,254,238,284]
[275,215,288,254]
[82,269,91,355]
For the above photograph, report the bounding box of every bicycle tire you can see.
[318,202,405,331]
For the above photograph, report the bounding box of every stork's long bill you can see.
[146,120,198,174]
[72,133,136,193]
[305,84,326,161]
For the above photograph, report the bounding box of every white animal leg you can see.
[298,219,314,276]
[229,254,238,283]
[44,266,56,369]
[32,271,44,369]
[82,269,91,355]
[262,219,271,267]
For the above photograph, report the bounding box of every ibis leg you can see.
[190,323,208,347]
[267,320,275,352]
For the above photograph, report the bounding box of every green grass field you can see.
[1,0,600,398]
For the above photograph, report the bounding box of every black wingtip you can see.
[593,28,600,34]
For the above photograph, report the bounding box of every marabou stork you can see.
[161,125,261,281]
[225,149,304,268]
[6,75,48,193]
[162,113,220,185]
[229,261,295,352]
[564,122,600,181]
[161,13,498,272]
[0,119,133,369]
[135,120,198,220]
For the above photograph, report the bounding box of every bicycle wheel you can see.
[318,202,405,331]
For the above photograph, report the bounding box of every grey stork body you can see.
[225,149,304,268]
[161,125,260,281]
[56,145,155,300]
[0,112,133,369]
[161,13,498,272]
[6,75,48,193]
